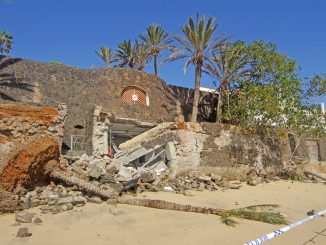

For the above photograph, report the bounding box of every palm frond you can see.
[214,204,287,225]
[134,41,150,70]
[169,13,225,68]
[0,30,13,54]
[95,46,116,68]
[115,40,136,68]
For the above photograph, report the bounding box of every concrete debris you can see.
[87,164,105,179]
[33,217,43,224]
[140,171,156,183]
[57,196,74,205]
[163,186,173,192]
[199,176,211,182]
[2,109,319,216]
[72,196,87,206]
[119,122,175,150]
[210,173,222,182]
[86,196,102,204]
[16,227,32,238]
[41,203,74,214]
[15,212,35,223]
[247,176,263,186]
[107,199,118,206]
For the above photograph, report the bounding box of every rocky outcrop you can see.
[0,137,60,191]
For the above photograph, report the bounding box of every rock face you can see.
[0,137,60,191]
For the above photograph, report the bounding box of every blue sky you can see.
[1,0,325,103]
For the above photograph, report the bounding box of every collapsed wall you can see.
[0,103,66,191]
[0,56,216,152]
[105,119,325,181]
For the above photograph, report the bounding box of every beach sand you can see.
[0,181,325,245]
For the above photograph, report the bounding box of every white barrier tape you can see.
[243,209,326,245]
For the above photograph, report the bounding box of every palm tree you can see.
[134,41,149,71]
[205,43,251,123]
[95,46,116,68]
[139,24,173,76]
[115,40,136,69]
[168,14,228,123]
[0,31,13,54]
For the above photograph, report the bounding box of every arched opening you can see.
[121,86,149,106]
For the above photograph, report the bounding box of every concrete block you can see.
[165,142,176,160]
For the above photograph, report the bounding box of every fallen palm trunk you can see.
[304,170,326,181]
[50,170,117,199]
[117,197,288,225]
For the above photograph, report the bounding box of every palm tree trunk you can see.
[191,64,201,123]
[227,90,230,115]
[216,84,223,123]
[117,197,287,224]
[118,197,214,213]
[154,55,158,76]
[50,170,117,199]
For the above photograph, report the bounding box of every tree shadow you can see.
[0,56,34,102]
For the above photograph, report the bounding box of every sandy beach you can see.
[0,181,325,245]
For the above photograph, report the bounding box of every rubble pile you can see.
[163,171,241,192]
[0,153,318,215]
[18,184,88,214]
[1,104,323,216]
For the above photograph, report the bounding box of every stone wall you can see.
[290,135,326,162]
[0,56,216,149]
[0,103,66,171]
[199,123,326,169]
[319,138,326,161]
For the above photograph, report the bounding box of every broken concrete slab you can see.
[148,160,168,175]
[119,122,175,150]
[165,142,177,161]
[15,212,35,223]
[114,146,151,166]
